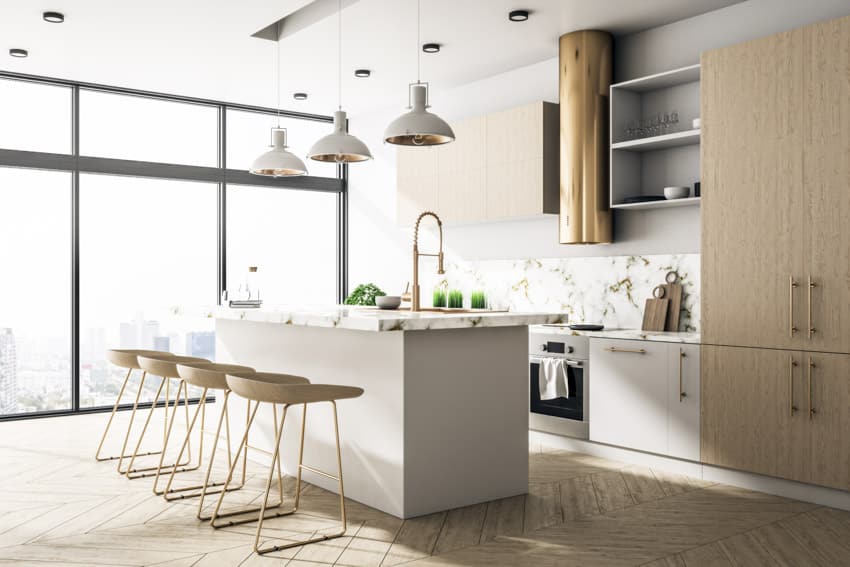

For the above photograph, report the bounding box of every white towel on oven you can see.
[539,358,569,400]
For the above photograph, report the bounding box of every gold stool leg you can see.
[125,377,191,479]
[254,400,347,554]
[116,372,163,473]
[197,390,244,517]
[210,402,289,528]
[154,381,203,495]
[96,367,136,461]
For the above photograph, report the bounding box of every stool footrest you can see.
[258,530,346,554]
[97,449,162,462]
[299,464,339,481]
[210,503,294,528]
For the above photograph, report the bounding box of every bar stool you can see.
[98,349,175,465]
[156,361,256,504]
[211,372,364,555]
[202,372,309,523]
[123,354,210,481]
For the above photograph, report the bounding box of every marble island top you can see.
[531,325,701,344]
[177,305,567,332]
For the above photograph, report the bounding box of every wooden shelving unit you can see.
[610,64,701,211]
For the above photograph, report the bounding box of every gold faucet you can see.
[412,211,445,312]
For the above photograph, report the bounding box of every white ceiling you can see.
[0,0,743,117]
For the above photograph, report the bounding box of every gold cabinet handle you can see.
[605,347,646,354]
[808,275,817,339]
[789,357,798,416]
[789,275,798,337]
[808,357,816,420]
[678,348,687,402]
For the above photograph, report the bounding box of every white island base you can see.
[215,317,533,519]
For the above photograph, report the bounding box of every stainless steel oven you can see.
[529,329,589,439]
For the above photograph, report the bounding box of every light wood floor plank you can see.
[717,532,779,566]
[749,521,827,567]
[779,511,850,566]
[679,542,734,567]
[591,471,635,514]
[480,495,524,542]
[559,475,600,521]
[381,511,446,566]
[523,482,562,532]
[433,502,487,555]
[621,466,667,504]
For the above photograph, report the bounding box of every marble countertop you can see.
[177,305,567,332]
[530,325,700,344]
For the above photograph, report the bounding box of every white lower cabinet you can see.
[589,338,700,461]
[667,344,700,461]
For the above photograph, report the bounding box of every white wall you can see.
[346,0,850,296]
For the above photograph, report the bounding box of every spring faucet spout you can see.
[412,211,445,312]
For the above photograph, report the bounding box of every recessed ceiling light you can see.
[43,11,65,23]
[354,69,371,78]
[9,48,28,58]
[422,43,440,54]
[293,92,308,101]
[508,9,530,22]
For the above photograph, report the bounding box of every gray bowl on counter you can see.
[376,296,402,310]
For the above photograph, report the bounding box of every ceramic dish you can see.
[375,296,402,310]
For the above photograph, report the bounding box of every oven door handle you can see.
[564,359,583,367]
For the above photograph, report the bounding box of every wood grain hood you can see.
[559,30,613,244]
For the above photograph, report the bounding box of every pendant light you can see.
[384,0,455,146]
[250,23,308,177]
[307,0,372,163]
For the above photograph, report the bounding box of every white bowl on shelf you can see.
[663,186,690,200]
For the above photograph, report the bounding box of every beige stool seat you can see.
[124,355,211,481]
[212,372,364,556]
[227,375,362,405]
[137,355,211,380]
[98,349,175,465]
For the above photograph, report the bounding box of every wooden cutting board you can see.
[642,286,669,332]
[661,271,683,332]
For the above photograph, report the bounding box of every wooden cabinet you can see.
[396,147,437,226]
[485,102,559,220]
[702,345,850,491]
[589,339,700,460]
[701,28,805,351]
[702,15,850,354]
[802,18,850,354]
[395,101,558,225]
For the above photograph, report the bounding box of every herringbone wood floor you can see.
[1,411,849,566]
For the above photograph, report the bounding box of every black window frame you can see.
[0,70,348,421]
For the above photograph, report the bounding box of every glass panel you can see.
[226,186,337,305]
[0,168,72,415]
[226,109,337,178]
[0,78,72,154]
[79,90,218,166]
[79,174,217,407]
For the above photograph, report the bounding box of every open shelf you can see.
[610,64,701,211]
[611,129,700,152]
[611,197,701,210]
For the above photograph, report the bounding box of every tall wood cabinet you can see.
[701,15,850,354]
[701,15,850,493]
[702,345,850,491]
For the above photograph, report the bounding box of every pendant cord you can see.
[276,21,281,128]
[416,0,421,84]
[338,0,342,110]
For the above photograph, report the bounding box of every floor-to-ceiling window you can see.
[0,73,345,419]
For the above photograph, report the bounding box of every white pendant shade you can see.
[384,83,455,146]
[308,110,372,163]
[250,128,308,177]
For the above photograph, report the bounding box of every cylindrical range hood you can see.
[559,30,613,245]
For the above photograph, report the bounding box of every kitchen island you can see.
[181,305,564,519]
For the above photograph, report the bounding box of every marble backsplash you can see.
[422,254,700,332]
